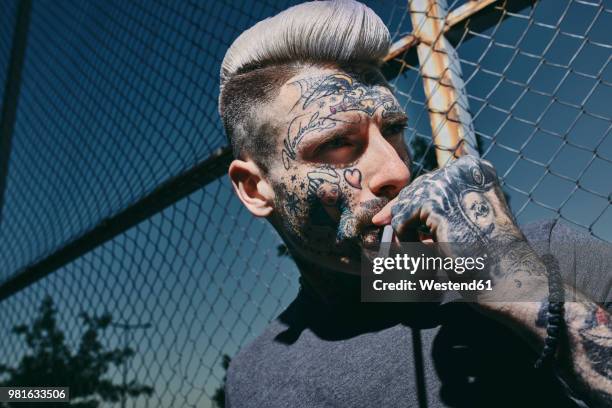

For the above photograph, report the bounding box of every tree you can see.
[0,296,153,407]
[211,354,231,408]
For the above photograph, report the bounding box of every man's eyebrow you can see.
[381,111,409,125]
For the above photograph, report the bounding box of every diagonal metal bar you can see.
[0,147,233,302]
[382,0,536,78]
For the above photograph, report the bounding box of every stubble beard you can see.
[276,194,389,265]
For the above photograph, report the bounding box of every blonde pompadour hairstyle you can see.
[218,0,391,170]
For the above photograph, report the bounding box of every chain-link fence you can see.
[0,1,609,407]
[387,0,610,240]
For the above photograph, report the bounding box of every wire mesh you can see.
[0,177,299,407]
[388,0,611,241]
[0,1,610,407]
[0,0,308,281]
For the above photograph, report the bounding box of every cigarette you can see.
[378,224,394,258]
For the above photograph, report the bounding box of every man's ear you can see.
[228,159,275,217]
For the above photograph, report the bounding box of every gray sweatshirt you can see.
[226,220,611,408]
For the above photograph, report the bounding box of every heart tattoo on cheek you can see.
[344,168,362,190]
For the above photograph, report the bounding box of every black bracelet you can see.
[534,254,565,369]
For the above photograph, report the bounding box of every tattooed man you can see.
[218,1,611,407]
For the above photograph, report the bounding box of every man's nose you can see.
[366,133,411,199]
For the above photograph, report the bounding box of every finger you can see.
[391,189,429,239]
[372,172,436,226]
[371,196,398,226]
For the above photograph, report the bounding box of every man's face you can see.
[265,65,411,269]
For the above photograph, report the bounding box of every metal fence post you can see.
[408,0,479,166]
[0,0,32,223]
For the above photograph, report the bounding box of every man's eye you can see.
[382,124,407,137]
[305,135,363,165]
[319,137,352,151]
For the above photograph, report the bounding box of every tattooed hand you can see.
[390,157,612,404]
[390,156,548,299]
[391,156,520,245]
